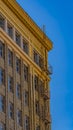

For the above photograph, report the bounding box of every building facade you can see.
[0,0,53,130]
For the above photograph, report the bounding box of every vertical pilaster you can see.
[29,67,34,130]
[38,78,41,130]
[13,51,16,130]
[5,19,7,33]
[5,44,8,130]
[32,70,36,130]
[21,59,24,130]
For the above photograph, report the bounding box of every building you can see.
[0,0,53,130]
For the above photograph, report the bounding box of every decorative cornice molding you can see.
[2,0,53,51]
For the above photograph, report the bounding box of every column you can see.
[5,44,8,130]
[5,19,7,33]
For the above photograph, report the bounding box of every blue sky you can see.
[17,0,73,130]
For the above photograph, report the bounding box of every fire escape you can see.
[43,66,52,126]
[43,89,51,125]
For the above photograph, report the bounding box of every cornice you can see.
[2,0,53,51]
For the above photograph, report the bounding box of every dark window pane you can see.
[9,102,14,119]
[0,41,5,58]
[0,95,5,112]
[24,115,29,130]
[34,75,38,91]
[15,31,21,46]
[0,15,5,30]
[16,83,21,99]
[7,23,13,39]
[34,51,39,65]
[8,76,13,92]
[0,68,4,85]
[24,91,29,106]
[39,80,44,96]
[24,64,28,82]
[23,39,28,54]
[8,49,13,67]
[33,50,44,69]
[35,101,39,116]
[16,57,21,74]
[17,109,22,126]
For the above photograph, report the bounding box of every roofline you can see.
[2,0,53,51]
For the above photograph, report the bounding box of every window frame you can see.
[8,75,13,93]
[8,49,13,67]
[9,102,14,119]
[24,115,29,130]
[24,64,28,82]
[23,39,29,55]
[16,83,21,99]
[33,50,44,69]
[0,68,4,85]
[24,91,29,106]
[0,95,5,112]
[16,57,21,74]
[7,22,13,39]
[0,14,5,30]
[15,31,21,46]
[39,79,44,96]
[33,50,39,65]
[17,109,22,126]
[34,75,38,91]
[0,40,5,59]
[35,101,39,116]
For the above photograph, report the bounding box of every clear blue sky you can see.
[17,0,73,130]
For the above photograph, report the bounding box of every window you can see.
[23,39,28,54]
[8,76,13,93]
[0,122,5,130]
[36,126,40,130]
[8,49,13,67]
[24,64,28,82]
[33,50,44,69]
[0,41,5,58]
[34,75,38,91]
[16,57,21,74]
[16,83,21,99]
[24,91,29,106]
[7,23,13,39]
[0,15,5,30]
[34,51,39,65]
[0,68,4,85]
[41,105,44,120]
[39,56,44,69]
[35,101,39,116]
[17,109,22,126]
[0,95,5,112]
[24,115,29,130]
[39,80,44,96]
[15,31,21,46]
[9,102,14,119]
